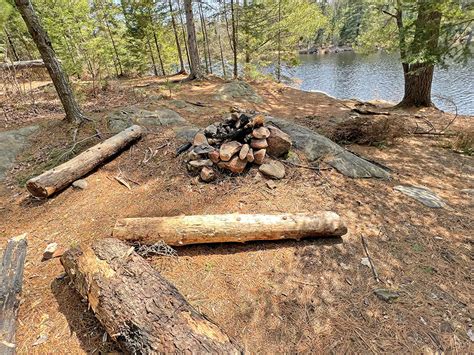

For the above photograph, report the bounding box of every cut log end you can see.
[25,181,49,198]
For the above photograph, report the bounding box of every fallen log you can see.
[0,59,45,71]
[60,238,241,354]
[0,234,27,355]
[26,125,144,198]
[113,212,347,246]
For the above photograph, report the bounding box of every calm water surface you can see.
[284,52,474,115]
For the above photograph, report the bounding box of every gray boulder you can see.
[107,107,187,133]
[214,81,263,103]
[266,117,390,179]
[0,125,39,180]
[394,185,446,208]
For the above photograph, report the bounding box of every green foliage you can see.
[238,0,327,79]
[356,4,399,52]
[1,0,470,82]
[356,0,473,67]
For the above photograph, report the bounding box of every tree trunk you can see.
[216,21,227,77]
[199,1,212,74]
[177,0,192,69]
[13,0,87,123]
[113,212,347,246]
[398,63,434,107]
[0,59,45,70]
[276,0,281,82]
[0,234,27,355]
[169,0,186,74]
[230,0,238,78]
[397,0,442,108]
[26,125,144,198]
[198,2,209,74]
[4,29,20,61]
[152,31,166,76]
[146,36,159,76]
[147,8,167,77]
[184,0,204,79]
[104,19,123,77]
[223,0,234,52]
[60,238,241,354]
[242,0,250,63]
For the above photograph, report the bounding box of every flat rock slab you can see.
[0,125,39,180]
[266,117,390,179]
[214,81,263,103]
[174,126,200,143]
[108,107,187,133]
[394,185,446,208]
[259,160,286,179]
[169,100,199,112]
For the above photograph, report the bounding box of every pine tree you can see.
[184,0,203,79]
[14,0,87,123]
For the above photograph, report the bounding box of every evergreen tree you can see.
[13,0,87,123]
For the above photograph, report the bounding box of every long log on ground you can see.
[113,212,347,246]
[0,234,27,355]
[60,238,241,354]
[0,59,46,71]
[26,125,144,198]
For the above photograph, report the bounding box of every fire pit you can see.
[185,111,292,182]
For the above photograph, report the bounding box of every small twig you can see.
[143,143,168,163]
[436,94,459,133]
[72,128,79,143]
[95,128,103,139]
[413,131,456,137]
[184,100,212,107]
[114,175,131,190]
[361,235,380,283]
[56,133,100,163]
[281,160,332,171]
[414,115,436,134]
[352,108,390,116]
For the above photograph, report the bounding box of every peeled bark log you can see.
[0,234,27,355]
[0,59,45,71]
[60,238,241,354]
[26,125,144,198]
[113,212,347,246]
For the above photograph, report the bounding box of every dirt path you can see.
[0,77,473,353]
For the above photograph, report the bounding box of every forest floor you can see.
[0,74,473,354]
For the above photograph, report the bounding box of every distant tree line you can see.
[0,0,472,123]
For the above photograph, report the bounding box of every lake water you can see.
[283,52,474,115]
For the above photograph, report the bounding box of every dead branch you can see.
[361,235,380,283]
